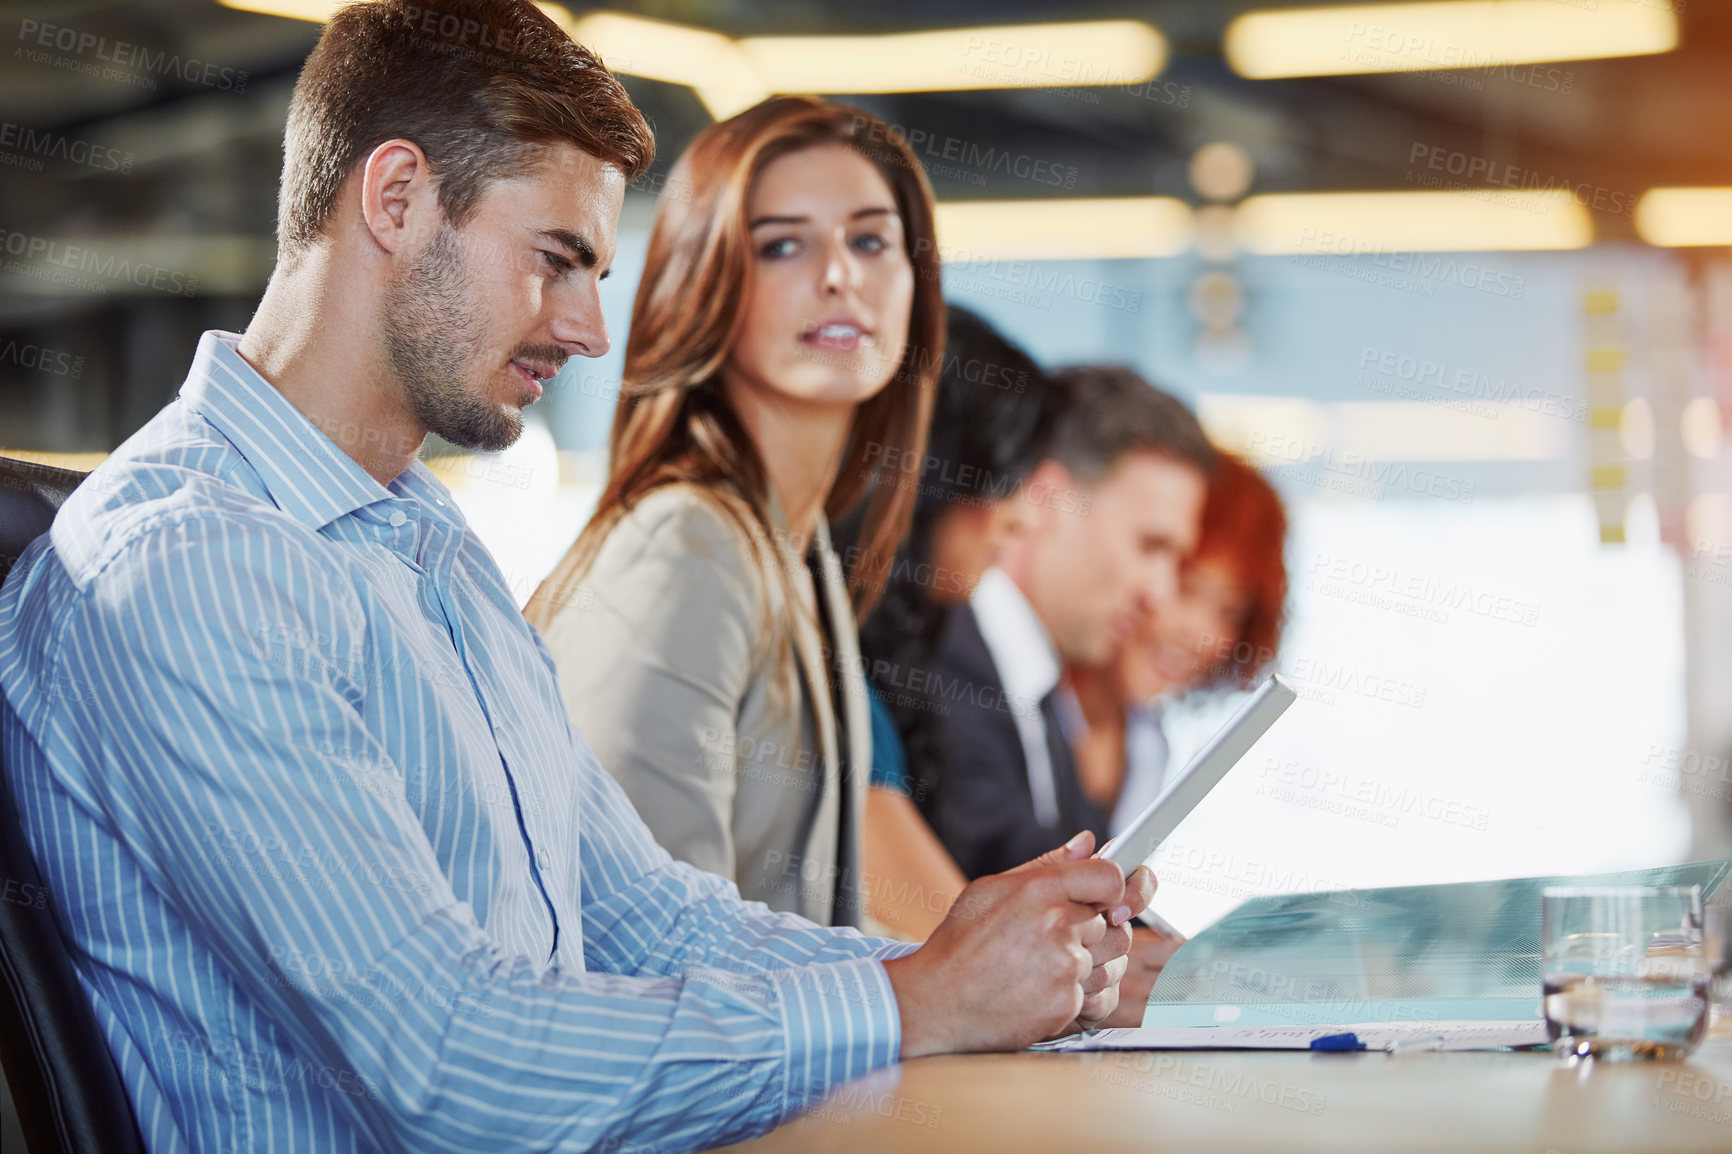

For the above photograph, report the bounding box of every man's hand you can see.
[1022,831,1157,1035]
[1102,924,1186,1028]
[882,830,1156,1057]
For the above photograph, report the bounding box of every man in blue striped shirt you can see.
[0,2,1152,1151]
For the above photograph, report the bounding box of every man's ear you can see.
[1020,458,1082,534]
[357,138,443,257]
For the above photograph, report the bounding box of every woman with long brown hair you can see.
[525,96,943,928]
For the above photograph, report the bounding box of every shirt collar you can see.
[178,330,445,532]
[971,566,1061,704]
[1129,698,1167,724]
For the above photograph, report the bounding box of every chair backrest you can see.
[0,456,83,587]
[0,455,146,1153]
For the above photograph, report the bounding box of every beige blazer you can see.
[538,483,871,926]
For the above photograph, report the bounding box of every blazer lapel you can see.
[765,493,841,801]
[812,516,868,926]
[812,520,870,809]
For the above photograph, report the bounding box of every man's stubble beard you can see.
[382,221,523,454]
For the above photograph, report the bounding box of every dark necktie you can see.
[1040,689,1107,841]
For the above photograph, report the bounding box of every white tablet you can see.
[1097,674,1297,874]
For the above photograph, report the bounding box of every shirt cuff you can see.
[768,957,902,1112]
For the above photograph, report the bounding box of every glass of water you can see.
[1542,885,1708,1062]
[1709,904,1732,1014]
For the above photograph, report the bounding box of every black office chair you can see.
[0,455,147,1153]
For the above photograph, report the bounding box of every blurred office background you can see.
[4,0,1731,930]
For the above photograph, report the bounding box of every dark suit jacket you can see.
[913,601,1108,879]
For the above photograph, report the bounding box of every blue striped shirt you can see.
[0,331,909,1153]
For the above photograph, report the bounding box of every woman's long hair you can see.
[1192,452,1288,687]
[525,96,944,635]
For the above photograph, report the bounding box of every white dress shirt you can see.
[1109,700,1173,836]
[970,566,1063,827]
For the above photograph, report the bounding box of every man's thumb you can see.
[1025,828,1094,870]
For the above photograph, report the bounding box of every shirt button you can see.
[388,511,407,528]
[536,850,551,870]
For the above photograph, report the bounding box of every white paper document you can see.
[1034,1020,1549,1053]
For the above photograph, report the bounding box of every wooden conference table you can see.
[718,1025,1732,1153]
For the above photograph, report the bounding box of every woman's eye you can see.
[759,237,799,259]
[852,233,889,254]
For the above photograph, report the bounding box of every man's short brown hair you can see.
[1047,365,1215,483]
[278,0,655,254]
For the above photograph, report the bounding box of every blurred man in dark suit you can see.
[917,366,1214,878]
